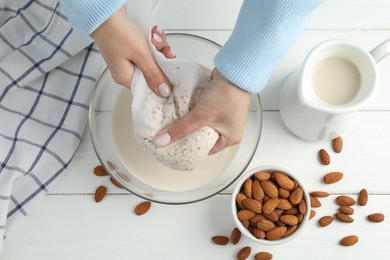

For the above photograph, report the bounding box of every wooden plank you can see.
[52,110,390,195]
[157,0,390,30]
[2,194,389,259]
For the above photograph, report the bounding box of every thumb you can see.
[154,109,208,147]
[134,53,172,98]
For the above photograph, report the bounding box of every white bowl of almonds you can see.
[231,165,311,245]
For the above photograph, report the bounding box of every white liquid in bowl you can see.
[112,89,238,192]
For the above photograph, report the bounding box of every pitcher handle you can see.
[369,38,390,63]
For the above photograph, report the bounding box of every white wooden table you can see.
[2,0,390,259]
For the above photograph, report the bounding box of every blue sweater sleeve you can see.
[215,0,324,93]
[58,0,125,35]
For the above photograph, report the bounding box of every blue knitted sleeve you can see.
[215,0,323,93]
[58,0,126,35]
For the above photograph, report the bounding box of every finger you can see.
[154,109,208,147]
[151,26,176,59]
[209,135,228,155]
[133,50,172,97]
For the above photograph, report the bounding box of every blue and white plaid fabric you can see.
[0,0,102,243]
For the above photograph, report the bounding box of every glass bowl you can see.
[89,33,262,204]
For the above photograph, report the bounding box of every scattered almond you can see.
[110,176,123,189]
[339,206,354,215]
[231,228,241,245]
[310,196,322,208]
[318,216,334,227]
[332,136,343,153]
[309,210,316,220]
[323,172,343,184]
[340,235,358,246]
[310,191,330,197]
[93,165,108,176]
[134,201,151,215]
[335,212,354,223]
[367,213,385,223]
[255,252,273,260]
[237,246,251,260]
[358,188,368,206]
[335,195,356,206]
[319,149,331,165]
[211,236,229,245]
[94,185,107,203]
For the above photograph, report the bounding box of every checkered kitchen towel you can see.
[0,0,102,243]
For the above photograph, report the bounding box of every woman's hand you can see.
[155,70,251,154]
[92,7,173,97]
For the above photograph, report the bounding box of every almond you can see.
[254,171,271,181]
[323,172,343,184]
[93,165,108,176]
[265,226,287,241]
[252,228,265,239]
[243,199,262,213]
[255,252,273,260]
[297,213,304,223]
[284,225,298,237]
[335,212,354,223]
[231,228,241,245]
[340,235,358,246]
[237,246,251,260]
[278,188,290,199]
[284,207,299,215]
[94,185,107,203]
[367,213,385,223]
[310,191,330,197]
[252,180,265,201]
[310,196,322,208]
[280,215,299,226]
[250,214,266,225]
[236,193,247,210]
[319,149,330,165]
[110,176,123,189]
[332,136,343,153]
[309,210,316,220]
[261,180,279,198]
[257,219,275,232]
[289,187,303,205]
[211,236,229,245]
[244,178,253,198]
[274,172,295,190]
[318,216,334,227]
[298,199,307,214]
[339,206,354,215]
[263,211,279,222]
[134,201,151,215]
[241,220,250,228]
[237,210,256,221]
[263,198,280,214]
[335,195,356,206]
[277,199,293,210]
[358,188,368,206]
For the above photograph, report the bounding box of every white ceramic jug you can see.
[279,38,390,141]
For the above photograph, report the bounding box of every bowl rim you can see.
[231,165,311,245]
[89,33,263,205]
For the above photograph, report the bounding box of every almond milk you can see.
[312,58,361,105]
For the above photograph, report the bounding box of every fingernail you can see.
[156,26,163,34]
[155,133,171,147]
[158,82,171,97]
[153,33,163,43]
